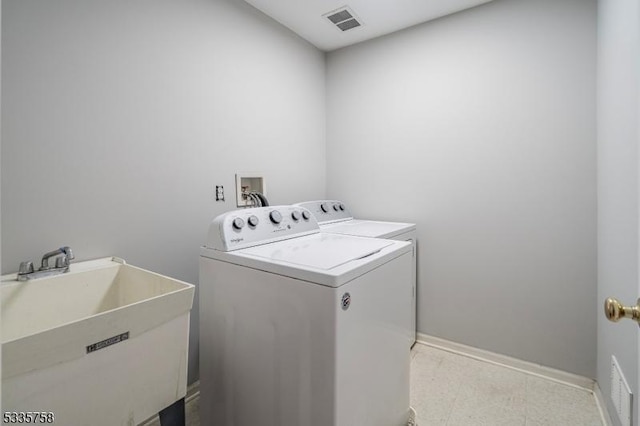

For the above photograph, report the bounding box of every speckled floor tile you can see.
[410,343,603,426]
[524,376,601,426]
[410,345,468,425]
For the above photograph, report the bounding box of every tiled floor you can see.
[144,343,604,426]
[411,344,603,426]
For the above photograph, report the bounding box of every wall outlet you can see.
[611,356,632,426]
[215,185,225,202]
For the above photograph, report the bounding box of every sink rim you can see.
[1,257,195,345]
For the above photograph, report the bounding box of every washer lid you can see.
[239,233,394,270]
[200,233,412,287]
[321,219,416,239]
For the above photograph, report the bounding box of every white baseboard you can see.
[415,332,595,390]
[186,380,200,403]
[593,381,614,426]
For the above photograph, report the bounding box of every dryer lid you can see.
[321,219,416,239]
[238,233,394,270]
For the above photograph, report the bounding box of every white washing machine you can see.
[200,206,412,426]
[294,200,417,346]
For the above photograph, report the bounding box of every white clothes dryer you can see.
[294,200,417,346]
[199,206,412,426]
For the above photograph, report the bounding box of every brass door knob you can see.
[604,297,640,324]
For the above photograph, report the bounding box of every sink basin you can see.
[1,257,195,425]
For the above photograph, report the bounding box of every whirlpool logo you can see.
[230,238,244,244]
[341,292,351,311]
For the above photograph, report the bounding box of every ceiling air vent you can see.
[323,6,362,32]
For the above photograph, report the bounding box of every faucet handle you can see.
[55,257,66,268]
[61,246,75,261]
[19,261,34,275]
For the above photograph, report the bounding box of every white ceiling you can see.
[243,0,495,51]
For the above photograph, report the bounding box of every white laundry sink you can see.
[1,257,195,426]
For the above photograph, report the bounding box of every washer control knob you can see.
[302,211,311,220]
[339,204,345,211]
[321,203,330,213]
[269,210,283,224]
[291,211,301,221]
[333,204,340,211]
[232,218,245,230]
[248,215,259,227]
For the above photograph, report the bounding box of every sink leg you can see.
[159,397,185,426]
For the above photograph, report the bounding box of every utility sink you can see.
[1,257,195,426]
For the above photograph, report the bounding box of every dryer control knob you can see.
[270,210,283,224]
[339,204,345,211]
[248,215,259,227]
[291,211,301,221]
[302,211,311,220]
[333,204,340,211]
[232,218,245,230]
[321,203,330,213]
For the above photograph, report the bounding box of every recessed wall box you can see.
[236,174,266,207]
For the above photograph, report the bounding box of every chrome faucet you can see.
[17,246,75,281]
[40,246,74,270]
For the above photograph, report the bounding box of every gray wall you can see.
[1,0,326,384]
[597,0,640,423]
[326,0,597,377]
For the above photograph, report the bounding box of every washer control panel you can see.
[294,200,353,225]
[207,205,320,251]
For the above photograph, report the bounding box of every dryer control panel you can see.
[207,206,320,251]
[294,200,353,225]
